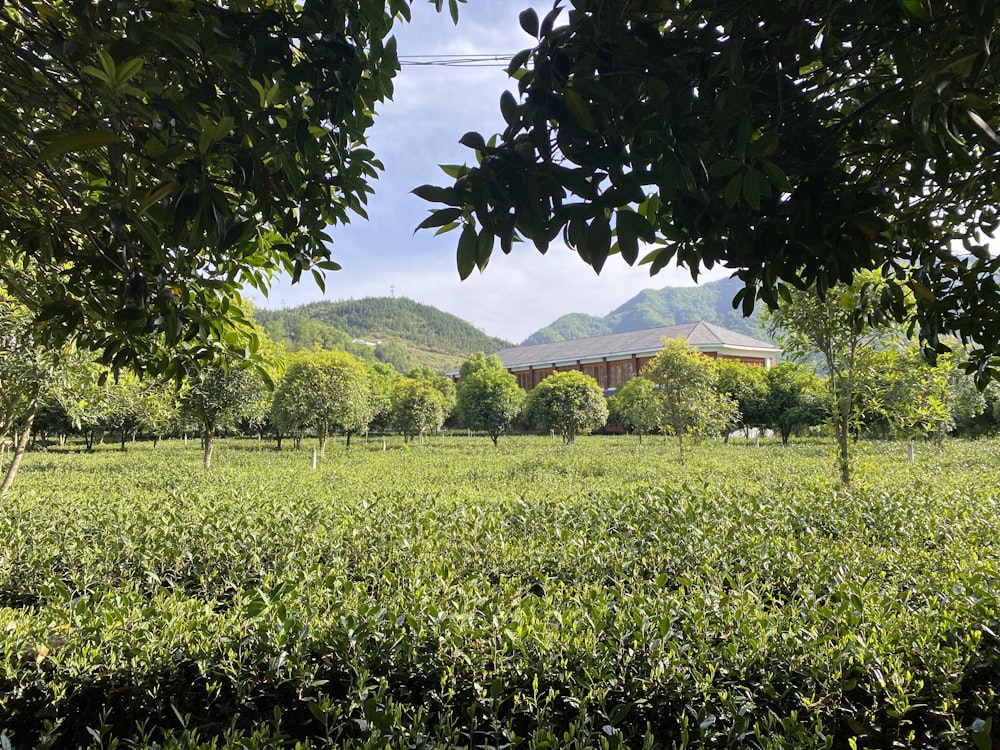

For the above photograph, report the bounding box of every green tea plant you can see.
[0,437,997,748]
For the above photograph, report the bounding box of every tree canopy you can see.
[455,354,524,444]
[1,0,454,378]
[641,337,737,460]
[419,0,1000,381]
[524,370,608,444]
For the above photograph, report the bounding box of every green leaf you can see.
[708,159,743,178]
[616,211,639,265]
[459,131,487,152]
[519,8,539,37]
[412,184,461,206]
[476,228,494,271]
[508,48,532,75]
[457,224,478,280]
[115,57,143,84]
[500,90,520,127]
[38,131,120,160]
[587,216,612,273]
[724,173,743,208]
[415,208,463,231]
[908,280,936,301]
[565,89,596,132]
[137,181,178,214]
[742,169,761,209]
[761,160,792,192]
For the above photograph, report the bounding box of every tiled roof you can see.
[494,321,779,369]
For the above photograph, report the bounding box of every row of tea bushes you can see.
[1,437,998,747]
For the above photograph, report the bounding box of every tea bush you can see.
[0,436,997,748]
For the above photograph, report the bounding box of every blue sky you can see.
[252,2,729,344]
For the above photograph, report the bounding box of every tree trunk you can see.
[1,405,37,499]
[836,405,851,486]
[345,431,352,449]
[203,423,215,470]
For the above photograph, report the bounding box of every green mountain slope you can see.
[254,298,512,373]
[522,277,768,345]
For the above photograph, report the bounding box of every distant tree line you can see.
[3,280,998,495]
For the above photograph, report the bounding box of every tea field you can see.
[1,436,998,748]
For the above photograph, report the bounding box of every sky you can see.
[251,2,729,344]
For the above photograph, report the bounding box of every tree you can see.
[766,274,897,484]
[180,364,265,469]
[641,337,738,462]
[391,377,447,444]
[455,355,525,444]
[607,376,661,445]
[764,363,828,446]
[854,343,974,450]
[419,1,1000,382]
[406,366,457,424]
[271,350,373,452]
[715,360,770,441]
[0,291,87,496]
[523,370,607,445]
[1,0,457,377]
[366,361,399,433]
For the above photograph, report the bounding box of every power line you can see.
[398,53,515,68]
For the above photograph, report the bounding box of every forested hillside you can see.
[523,277,768,345]
[254,298,511,373]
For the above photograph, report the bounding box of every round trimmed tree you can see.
[455,356,525,444]
[524,371,608,445]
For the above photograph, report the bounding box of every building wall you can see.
[506,350,771,392]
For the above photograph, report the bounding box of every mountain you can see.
[253,297,512,373]
[522,277,769,345]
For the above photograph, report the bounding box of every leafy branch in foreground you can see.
[419,0,1000,382]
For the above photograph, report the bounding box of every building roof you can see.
[494,321,780,369]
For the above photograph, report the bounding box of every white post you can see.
[907,440,914,463]
[311,447,318,471]
[381,437,386,452]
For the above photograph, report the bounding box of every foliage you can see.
[0,437,999,748]
[256,298,511,372]
[253,311,377,363]
[766,274,895,484]
[406,365,457,420]
[606,375,661,443]
[366,361,399,433]
[716,359,770,439]
[419,0,1000,381]
[523,278,768,345]
[764,362,828,445]
[855,344,956,441]
[0,0,458,378]
[523,370,608,444]
[455,355,525,444]
[0,291,91,494]
[391,377,447,442]
[641,337,738,460]
[180,364,266,468]
[270,350,373,452]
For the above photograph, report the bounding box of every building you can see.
[493,321,780,392]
